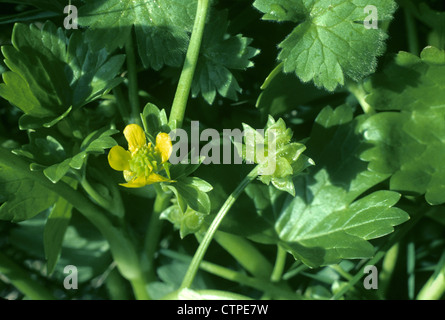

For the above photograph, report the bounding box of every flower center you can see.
[128,144,161,178]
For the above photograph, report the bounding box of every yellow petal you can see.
[120,177,147,188]
[155,132,172,163]
[146,172,170,184]
[108,146,131,171]
[119,173,169,188]
[124,124,146,153]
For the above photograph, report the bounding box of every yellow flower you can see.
[108,124,173,188]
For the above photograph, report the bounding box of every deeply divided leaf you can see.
[0,164,58,222]
[0,22,125,128]
[192,11,259,104]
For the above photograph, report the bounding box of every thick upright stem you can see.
[168,0,211,129]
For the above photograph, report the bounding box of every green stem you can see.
[330,265,353,281]
[168,0,210,129]
[379,243,399,296]
[407,240,416,299]
[417,252,445,300]
[404,7,419,56]
[143,185,171,282]
[346,80,375,115]
[130,277,151,300]
[180,166,259,289]
[261,245,288,300]
[105,267,132,300]
[0,251,56,300]
[161,250,301,299]
[270,246,287,283]
[214,231,273,279]
[0,147,142,282]
[125,32,140,125]
[417,272,445,300]
[113,86,131,123]
[283,262,308,281]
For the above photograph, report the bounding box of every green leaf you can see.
[191,11,259,104]
[0,164,58,222]
[253,0,397,91]
[361,46,445,205]
[78,0,197,70]
[0,0,68,12]
[9,212,111,283]
[169,177,213,214]
[140,103,169,142]
[169,154,204,181]
[238,116,313,195]
[245,105,409,267]
[14,127,118,183]
[0,9,58,25]
[0,22,125,128]
[43,158,72,184]
[43,187,74,275]
[256,63,330,120]
[65,128,119,179]
[160,205,206,238]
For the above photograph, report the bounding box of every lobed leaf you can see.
[246,105,409,267]
[78,0,197,70]
[192,11,259,104]
[253,0,397,91]
[361,46,445,205]
[0,22,125,128]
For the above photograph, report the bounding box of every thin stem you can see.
[379,243,399,296]
[113,86,131,123]
[161,250,301,299]
[404,8,419,56]
[417,252,445,300]
[270,246,287,283]
[0,251,56,300]
[143,185,171,282]
[407,240,416,299]
[168,0,211,129]
[346,80,375,115]
[125,32,141,125]
[330,265,353,282]
[180,166,259,289]
[261,245,288,300]
[283,262,308,281]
